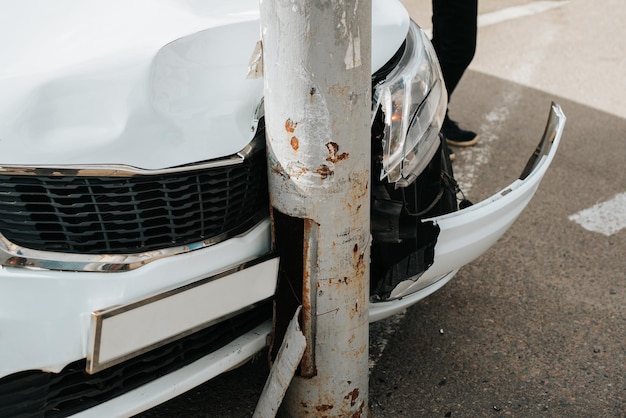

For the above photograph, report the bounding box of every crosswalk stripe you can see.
[568,192,626,236]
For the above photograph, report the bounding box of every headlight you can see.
[372,21,447,188]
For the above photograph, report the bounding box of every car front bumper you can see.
[0,219,274,380]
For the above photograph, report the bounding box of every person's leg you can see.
[431,0,480,148]
[431,0,478,98]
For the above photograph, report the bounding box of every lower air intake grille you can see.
[0,302,271,418]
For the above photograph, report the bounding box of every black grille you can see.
[0,301,272,418]
[0,146,268,254]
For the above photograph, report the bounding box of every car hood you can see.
[0,0,409,169]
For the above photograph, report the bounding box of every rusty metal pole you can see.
[260,0,371,416]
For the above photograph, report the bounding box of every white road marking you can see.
[478,1,569,28]
[568,192,626,236]
[422,1,568,37]
[369,311,405,370]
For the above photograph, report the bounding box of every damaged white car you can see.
[0,0,565,416]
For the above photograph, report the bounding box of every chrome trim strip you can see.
[0,134,264,177]
[519,102,566,180]
[0,212,267,272]
[0,157,242,177]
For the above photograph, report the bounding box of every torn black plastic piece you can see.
[369,129,461,301]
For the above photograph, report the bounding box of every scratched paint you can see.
[345,27,362,69]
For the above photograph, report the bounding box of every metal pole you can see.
[260,0,371,416]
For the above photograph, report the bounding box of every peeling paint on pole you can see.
[260,0,371,416]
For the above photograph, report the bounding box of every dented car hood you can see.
[0,0,409,169]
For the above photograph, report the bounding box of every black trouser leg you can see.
[431,0,478,99]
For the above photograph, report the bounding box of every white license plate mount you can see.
[86,254,279,374]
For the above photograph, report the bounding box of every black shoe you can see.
[442,117,479,147]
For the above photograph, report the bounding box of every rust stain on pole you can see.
[266,148,287,179]
[300,218,317,378]
[315,164,333,178]
[285,118,298,133]
[290,136,299,151]
[349,244,367,322]
[325,141,349,163]
[351,401,366,418]
[316,404,334,412]
[328,85,347,96]
[345,388,360,407]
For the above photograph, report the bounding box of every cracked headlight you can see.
[373,21,447,188]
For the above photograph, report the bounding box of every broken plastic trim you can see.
[382,103,566,302]
[519,101,564,180]
[370,138,458,301]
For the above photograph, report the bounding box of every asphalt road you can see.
[368,0,626,416]
[138,0,625,416]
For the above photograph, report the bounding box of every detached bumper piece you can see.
[369,102,565,317]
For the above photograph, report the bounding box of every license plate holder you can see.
[86,254,278,374]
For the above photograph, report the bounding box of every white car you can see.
[0,0,565,416]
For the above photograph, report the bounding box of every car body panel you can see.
[0,0,408,169]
